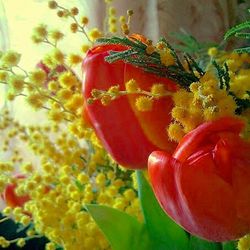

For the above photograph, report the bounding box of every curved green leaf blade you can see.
[136,170,189,250]
[189,236,222,250]
[86,204,151,250]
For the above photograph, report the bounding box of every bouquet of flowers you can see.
[0,1,250,250]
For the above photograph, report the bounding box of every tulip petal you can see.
[173,117,245,162]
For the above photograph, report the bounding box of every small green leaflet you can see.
[136,170,189,250]
[86,204,151,250]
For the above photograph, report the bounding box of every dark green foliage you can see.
[97,36,204,89]
[0,213,48,250]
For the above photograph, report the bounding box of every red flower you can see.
[82,43,177,169]
[2,175,29,208]
[148,117,250,241]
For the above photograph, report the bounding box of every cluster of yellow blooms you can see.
[0,1,142,249]
[168,49,250,142]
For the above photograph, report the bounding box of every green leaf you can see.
[224,21,250,40]
[222,241,237,250]
[86,204,151,250]
[234,46,250,53]
[136,170,189,250]
[189,236,222,250]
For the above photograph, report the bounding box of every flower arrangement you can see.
[0,1,250,250]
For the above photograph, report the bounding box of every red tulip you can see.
[3,175,29,208]
[82,43,177,169]
[148,116,250,241]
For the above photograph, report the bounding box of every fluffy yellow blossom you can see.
[80,16,89,25]
[26,93,46,109]
[88,28,102,41]
[0,51,21,67]
[67,54,82,65]
[49,30,64,41]
[135,96,153,111]
[48,109,64,122]
[207,47,218,57]
[9,75,25,92]
[125,79,139,93]
[29,69,46,86]
[33,24,48,39]
[48,80,59,92]
[48,1,58,9]
[168,122,185,142]
[58,72,78,88]
[151,83,167,96]
[81,44,90,53]
[0,71,8,81]
[159,48,175,66]
[51,48,64,64]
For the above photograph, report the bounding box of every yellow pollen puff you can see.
[121,23,128,31]
[29,69,46,86]
[77,173,89,184]
[48,80,58,92]
[9,75,25,92]
[156,42,166,50]
[203,106,218,121]
[16,238,26,248]
[20,215,31,226]
[57,88,73,100]
[123,189,136,201]
[135,96,153,111]
[49,30,64,41]
[0,71,8,81]
[127,9,134,16]
[33,24,48,39]
[101,95,111,106]
[88,28,103,42]
[26,93,45,109]
[81,44,90,53]
[109,17,117,25]
[21,162,33,172]
[109,25,118,34]
[109,7,116,15]
[59,72,78,89]
[171,107,188,121]
[51,48,64,64]
[108,85,120,95]
[160,49,175,66]
[0,51,21,67]
[119,16,126,23]
[2,206,12,216]
[146,45,155,55]
[80,16,89,25]
[70,23,78,33]
[48,109,64,122]
[173,89,193,107]
[151,83,167,96]
[167,123,185,142]
[67,54,82,65]
[125,79,139,93]
[207,47,218,57]
[48,1,58,9]
[96,173,106,185]
[45,242,57,250]
[70,7,79,16]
